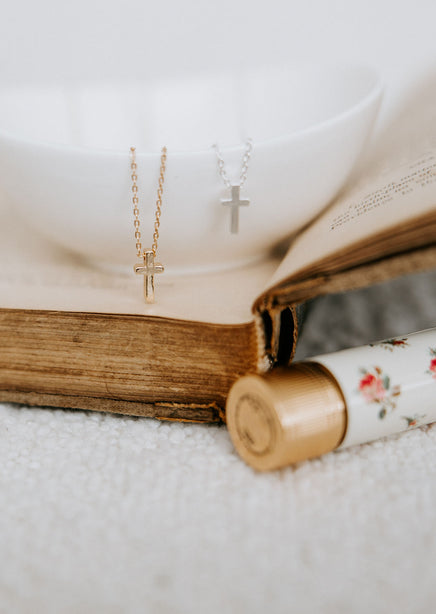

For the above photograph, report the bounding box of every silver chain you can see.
[213,138,253,189]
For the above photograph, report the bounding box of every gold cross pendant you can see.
[134,249,164,304]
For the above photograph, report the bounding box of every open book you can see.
[1,88,436,422]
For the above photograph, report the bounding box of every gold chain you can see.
[130,146,167,258]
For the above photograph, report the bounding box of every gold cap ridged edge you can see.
[226,362,347,471]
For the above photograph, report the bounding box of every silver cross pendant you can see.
[221,185,250,234]
[134,249,164,304]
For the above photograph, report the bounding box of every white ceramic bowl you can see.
[0,63,382,273]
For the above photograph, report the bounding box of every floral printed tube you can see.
[227,328,436,470]
[312,328,436,449]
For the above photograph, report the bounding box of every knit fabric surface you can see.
[1,270,435,614]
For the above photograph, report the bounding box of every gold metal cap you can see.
[226,363,347,471]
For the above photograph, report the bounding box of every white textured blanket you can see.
[1,270,435,614]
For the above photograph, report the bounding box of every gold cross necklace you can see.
[130,146,167,304]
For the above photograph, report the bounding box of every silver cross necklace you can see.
[213,138,253,234]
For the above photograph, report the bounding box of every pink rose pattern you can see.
[358,371,386,402]
[370,338,409,352]
[358,365,401,419]
[402,414,427,428]
[427,348,436,378]
[357,340,436,420]
[354,336,436,429]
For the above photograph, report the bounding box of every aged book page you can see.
[266,150,436,292]
[0,210,279,325]
[262,86,436,296]
[0,307,260,421]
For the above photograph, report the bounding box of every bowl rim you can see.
[0,61,383,158]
